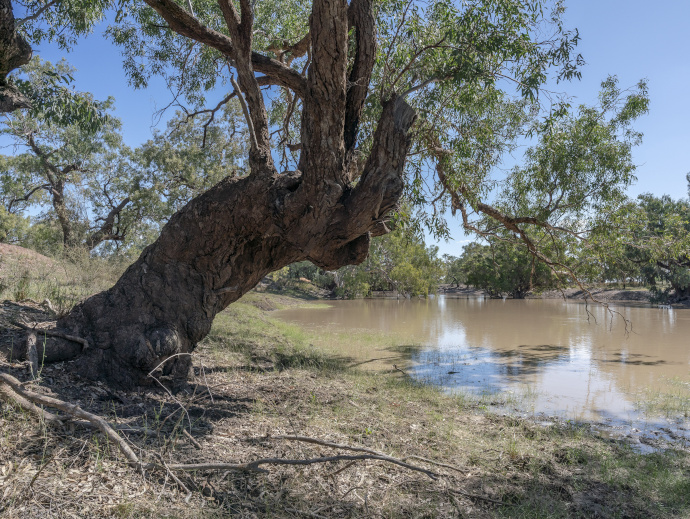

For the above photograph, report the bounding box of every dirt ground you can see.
[1,297,689,518]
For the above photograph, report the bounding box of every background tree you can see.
[0,58,136,252]
[333,226,443,298]
[443,254,466,288]
[460,239,557,298]
[627,193,690,302]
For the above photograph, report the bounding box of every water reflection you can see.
[274,297,690,426]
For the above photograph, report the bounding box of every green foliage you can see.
[628,194,690,302]
[270,227,444,299]
[15,0,114,50]
[1,57,247,254]
[5,0,661,301]
[336,227,444,298]
[456,240,557,298]
[0,58,131,251]
[443,253,466,287]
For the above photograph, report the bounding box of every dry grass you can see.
[0,270,688,517]
[0,245,129,317]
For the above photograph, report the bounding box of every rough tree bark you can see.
[0,0,31,112]
[32,0,417,388]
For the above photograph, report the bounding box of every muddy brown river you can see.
[275,297,690,442]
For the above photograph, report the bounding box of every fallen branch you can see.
[1,378,441,481]
[448,487,512,506]
[166,453,437,479]
[13,321,90,351]
[0,373,140,467]
[183,429,202,449]
[0,376,63,425]
[259,434,447,477]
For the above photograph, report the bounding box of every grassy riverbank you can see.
[2,289,689,518]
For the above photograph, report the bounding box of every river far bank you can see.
[1,290,689,518]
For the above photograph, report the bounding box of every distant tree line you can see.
[443,186,690,303]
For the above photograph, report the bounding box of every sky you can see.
[27,0,690,257]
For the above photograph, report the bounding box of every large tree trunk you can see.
[53,96,415,388]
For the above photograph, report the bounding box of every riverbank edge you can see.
[267,280,665,305]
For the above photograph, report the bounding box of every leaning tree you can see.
[2,0,647,387]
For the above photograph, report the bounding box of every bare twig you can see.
[13,321,90,351]
[147,353,193,433]
[182,428,202,449]
[230,74,259,150]
[402,455,468,474]
[448,487,512,506]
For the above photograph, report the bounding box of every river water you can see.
[274,296,690,442]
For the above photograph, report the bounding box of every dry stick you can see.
[0,380,151,434]
[230,74,259,150]
[448,487,511,506]
[257,435,442,478]
[326,460,356,478]
[0,379,62,425]
[25,332,39,378]
[13,321,90,351]
[29,451,57,488]
[0,373,140,467]
[167,453,437,480]
[183,429,202,449]
[147,353,193,433]
[155,453,192,499]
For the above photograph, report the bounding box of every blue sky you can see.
[29,1,690,257]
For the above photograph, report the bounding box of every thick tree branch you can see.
[143,0,306,97]
[217,0,272,166]
[7,183,50,212]
[307,95,416,269]
[299,0,350,186]
[344,0,375,155]
[84,196,131,250]
[14,0,59,29]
